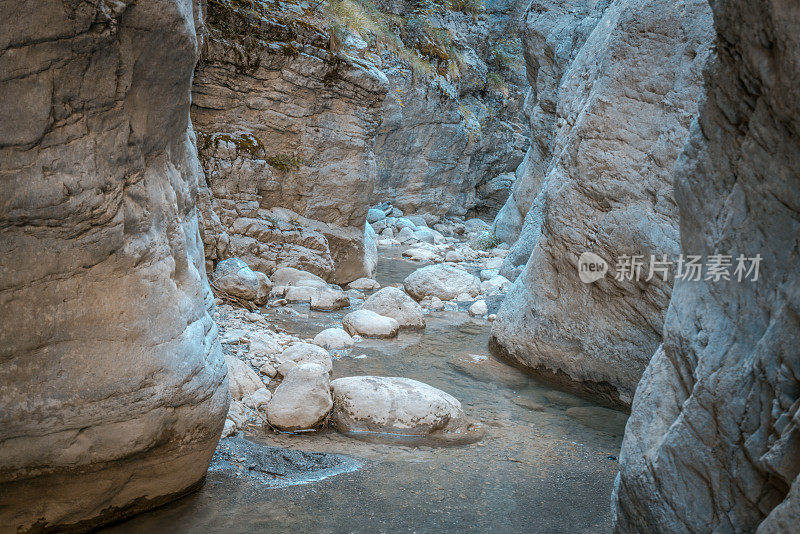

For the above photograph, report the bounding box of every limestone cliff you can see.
[613,0,800,529]
[489,0,713,407]
[0,0,228,530]
[370,0,529,222]
[193,0,388,284]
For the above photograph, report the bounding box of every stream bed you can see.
[103,248,626,533]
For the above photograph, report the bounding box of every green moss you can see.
[197,131,266,160]
[265,153,304,171]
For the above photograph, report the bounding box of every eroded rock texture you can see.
[613,1,800,530]
[193,0,388,284]
[0,0,228,530]
[371,0,529,222]
[489,0,713,407]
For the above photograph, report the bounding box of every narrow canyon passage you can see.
[2,0,797,531]
[101,245,625,533]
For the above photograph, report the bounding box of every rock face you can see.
[0,1,228,531]
[489,0,714,407]
[330,376,480,443]
[370,0,529,220]
[613,1,800,530]
[193,0,388,284]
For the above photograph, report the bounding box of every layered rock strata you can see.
[0,0,228,530]
[193,0,388,284]
[370,0,529,221]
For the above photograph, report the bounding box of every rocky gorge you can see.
[1,0,797,533]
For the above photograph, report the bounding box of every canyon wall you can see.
[489,0,713,407]
[371,0,529,222]
[193,0,388,284]
[0,0,228,530]
[613,0,800,530]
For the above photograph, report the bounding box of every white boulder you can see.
[342,309,400,339]
[309,287,350,311]
[348,277,380,291]
[279,342,333,374]
[330,376,480,443]
[224,354,264,401]
[267,363,333,432]
[212,258,271,304]
[404,264,480,301]
[361,287,426,329]
[313,328,355,350]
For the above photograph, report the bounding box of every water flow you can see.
[103,250,626,533]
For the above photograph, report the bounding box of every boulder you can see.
[342,310,400,339]
[396,226,416,243]
[284,285,317,303]
[362,287,426,329]
[406,215,428,227]
[404,265,481,301]
[402,247,440,262]
[213,258,271,303]
[279,343,333,374]
[367,208,386,223]
[225,354,265,401]
[313,328,355,350]
[242,388,272,412]
[348,278,380,291]
[266,363,333,432]
[330,376,481,443]
[271,267,327,288]
[468,300,488,317]
[394,217,417,231]
[309,287,350,311]
[481,275,511,294]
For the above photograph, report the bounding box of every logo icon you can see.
[578,252,608,283]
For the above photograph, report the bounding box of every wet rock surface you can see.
[102,240,628,533]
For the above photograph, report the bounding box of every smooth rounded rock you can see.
[309,287,350,311]
[342,309,400,339]
[330,376,481,443]
[313,328,355,350]
[468,300,488,317]
[213,258,270,303]
[348,277,380,291]
[279,343,333,374]
[367,208,387,223]
[404,264,481,301]
[267,363,333,432]
[361,287,425,329]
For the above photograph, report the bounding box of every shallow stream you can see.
[104,248,626,533]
